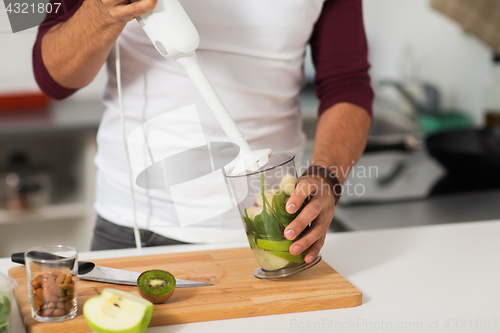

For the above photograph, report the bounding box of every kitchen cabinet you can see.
[0,100,104,257]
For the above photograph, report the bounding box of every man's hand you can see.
[41,0,158,90]
[98,0,158,24]
[284,175,336,263]
[282,102,371,263]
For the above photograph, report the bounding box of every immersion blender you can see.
[132,0,272,175]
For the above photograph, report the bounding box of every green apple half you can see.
[84,288,153,333]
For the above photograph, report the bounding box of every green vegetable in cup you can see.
[272,190,303,228]
[256,173,283,241]
[242,173,308,271]
[243,209,256,235]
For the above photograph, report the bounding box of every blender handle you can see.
[133,0,271,173]
[177,54,252,155]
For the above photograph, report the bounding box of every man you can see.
[33,0,373,263]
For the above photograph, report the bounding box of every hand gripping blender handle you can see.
[133,0,200,60]
[133,0,262,166]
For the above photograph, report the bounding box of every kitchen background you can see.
[0,0,499,257]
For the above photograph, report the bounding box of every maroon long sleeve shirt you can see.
[33,0,373,118]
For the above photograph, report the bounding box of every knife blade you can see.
[78,265,212,288]
[11,252,213,288]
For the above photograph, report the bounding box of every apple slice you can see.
[252,247,290,271]
[280,174,297,195]
[256,189,280,207]
[268,250,305,264]
[246,206,263,220]
[83,288,153,333]
[256,238,293,252]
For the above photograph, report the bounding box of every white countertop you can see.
[2,220,500,333]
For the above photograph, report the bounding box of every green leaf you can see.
[257,173,282,240]
[243,209,256,234]
[253,213,279,240]
[260,213,282,240]
[272,190,292,228]
[252,214,266,237]
[247,233,257,248]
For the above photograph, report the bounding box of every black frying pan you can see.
[425,128,500,177]
[365,127,500,181]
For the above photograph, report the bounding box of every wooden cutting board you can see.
[9,247,362,333]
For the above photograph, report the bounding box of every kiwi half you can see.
[137,269,176,304]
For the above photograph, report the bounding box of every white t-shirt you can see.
[94,0,325,243]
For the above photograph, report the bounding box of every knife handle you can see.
[12,251,69,263]
[11,252,25,265]
[11,252,95,275]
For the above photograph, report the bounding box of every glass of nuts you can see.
[25,245,78,322]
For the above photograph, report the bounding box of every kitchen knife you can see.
[12,252,212,288]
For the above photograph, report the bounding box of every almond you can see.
[55,273,66,285]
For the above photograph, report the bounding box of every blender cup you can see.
[0,272,17,333]
[227,152,321,279]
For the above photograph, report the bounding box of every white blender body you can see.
[133,0,272,175]
[134,0,199,60]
